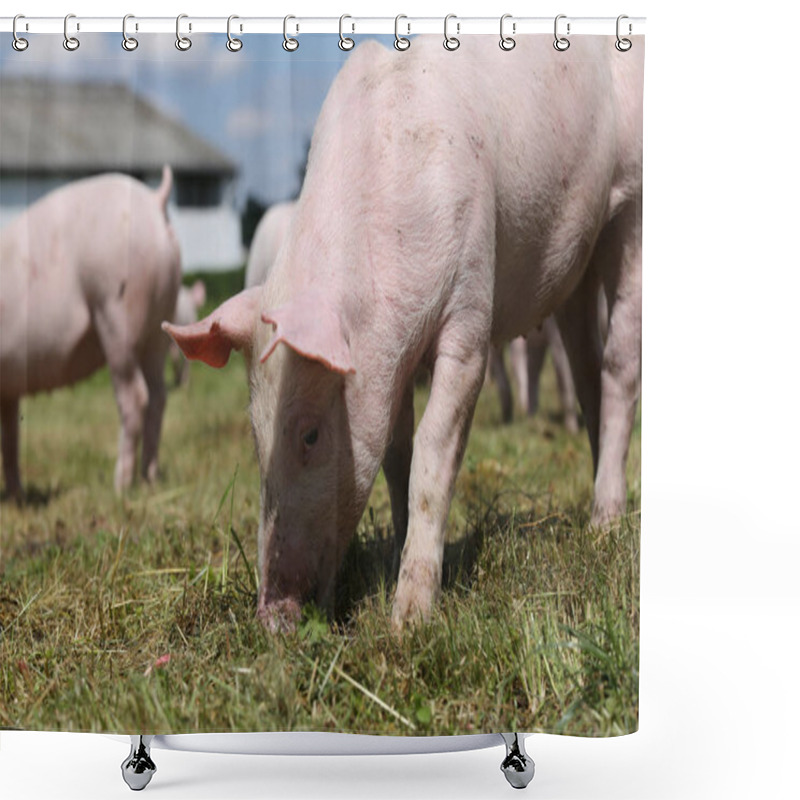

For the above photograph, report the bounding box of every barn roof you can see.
[0,77,236,176]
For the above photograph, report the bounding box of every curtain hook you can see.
[394,15,410,51]
[63,13,80,51]
[283,15,299,51]
[122,14,138,51]
[12,14,29,51]
[443,14,460,51]
[553,14,570,51]
[175,14,192,51]
[338,15,354,51]
[499,14,516,51]
[615,14,632,51]
[227,15,243,51]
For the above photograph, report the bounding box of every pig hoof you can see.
[392,559,440,627]
[390,586,436,629]
[121,736,156,791]
[500,733,534,789]
[589,503,625,528]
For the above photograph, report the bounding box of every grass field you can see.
[0,296,640,737]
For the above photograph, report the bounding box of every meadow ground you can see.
[0,277,640,737]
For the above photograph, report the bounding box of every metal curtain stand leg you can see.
[121,735,156,791]
[117,732,532,790]
[500,733,535,789]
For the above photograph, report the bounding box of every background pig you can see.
[169,280,206,387]
[166,36,642,630]
[1,167,180,500]
[244,202,296,289]
[488,318,579,432]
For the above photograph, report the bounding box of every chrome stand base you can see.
[500,733,535,789]
[116,732,531,790]
[121,735,156,791]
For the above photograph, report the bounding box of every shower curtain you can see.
[0,23,643,742]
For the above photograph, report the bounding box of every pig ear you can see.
[162,286,260,368]
[260,293,355,375]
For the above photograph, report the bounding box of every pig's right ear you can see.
[162,287,260,368]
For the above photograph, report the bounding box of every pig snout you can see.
[257,592,303,634]
[256,514,336,634]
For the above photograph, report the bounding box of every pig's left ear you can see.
[260,292,355,375]
[162,286,260,368]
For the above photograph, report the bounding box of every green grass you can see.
[0,349,640,737]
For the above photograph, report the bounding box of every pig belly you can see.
[0,302,104,397]
[490,232,599,344]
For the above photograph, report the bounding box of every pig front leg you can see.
[392,335,487,627]
[383,381,414,574]
[1,396,23,503]
[593,204,641,524]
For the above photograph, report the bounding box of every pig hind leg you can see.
[592,202,642,524]
[509,336,530,415]
[544,317,580,434]
[140,337,169,483]
[488,344,513,424]
[94,308,149,492]
[556,269,604,469]
[1,396,23,502]
[382,381,414,575]
[523,328,548,417]
[392,323,488,627]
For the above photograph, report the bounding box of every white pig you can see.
[244,202,297,290]
[165,37,643,630]
[169,280,207,387]
[489,317,579,432]
[1,168,180,500]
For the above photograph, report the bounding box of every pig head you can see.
[165,287,366,631]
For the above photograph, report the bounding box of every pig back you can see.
[289,35,642,362]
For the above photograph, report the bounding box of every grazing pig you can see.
[1,168,180,500]
[169,280,207,387]
[489,317,579,432]
[244,202,296,289]
[165,36,643,629]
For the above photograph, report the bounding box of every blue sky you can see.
[1,33,393,206]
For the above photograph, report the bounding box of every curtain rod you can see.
[0,16,645,37]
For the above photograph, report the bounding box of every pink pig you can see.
[1,168,180,500]
[169,280,207,387]
[245,202,296,290]
[165,37,643,629]
[489,318,579,432]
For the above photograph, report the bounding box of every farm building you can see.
[0,77,242,272]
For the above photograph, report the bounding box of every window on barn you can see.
[175,174,222,207]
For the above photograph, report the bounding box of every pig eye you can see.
[302,428,319,448]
